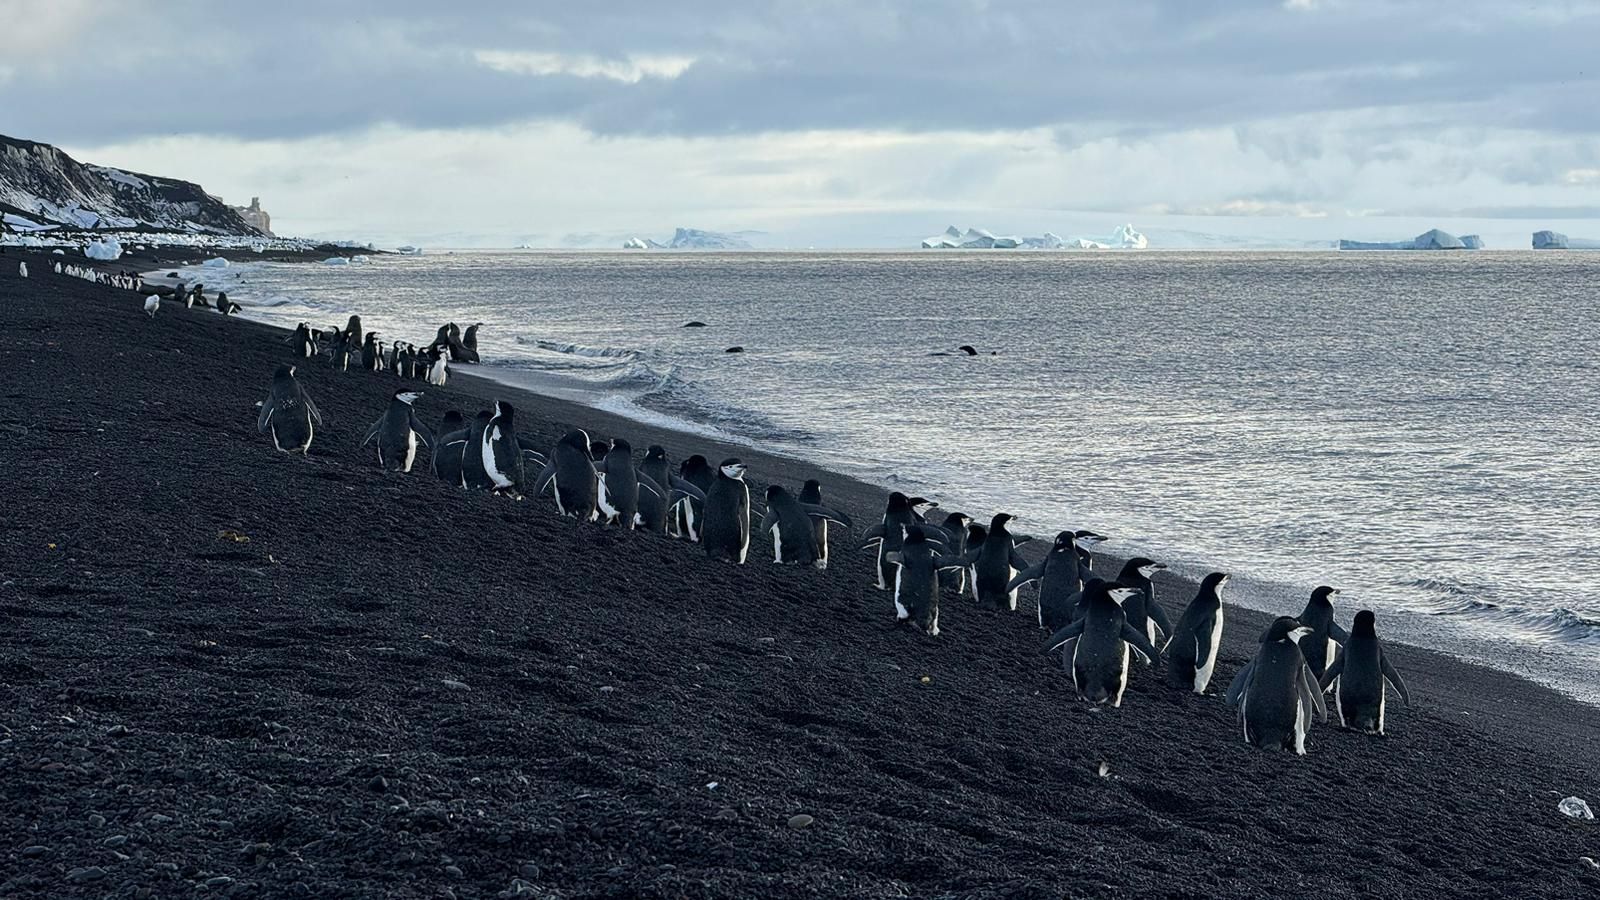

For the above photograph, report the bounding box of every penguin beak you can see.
[1290,626,1312,642]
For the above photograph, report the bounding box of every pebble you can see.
[88,814,106,828]
[1582,856,1599,870]
[66,867,107,883]
[108,724,130,737]
[206,876,235,887]
[714,808,738,821]
[150,814,174,824]
[103,834,128,847]
[368,775,389,792]
[787,814,815,829]
[21,845,48,857]
[441,679,470,692]
[519,863,540,879]
[443,865,464,878]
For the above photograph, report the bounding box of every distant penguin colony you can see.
[13,245,1413,758]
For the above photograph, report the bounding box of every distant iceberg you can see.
[621,228,751,250]
[395,245,422,255]
[622,237,660,250]
[1339,229,1482,251]
[1532,230,1600,250]
[922,224,1146,250]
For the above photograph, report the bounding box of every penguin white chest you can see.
[403,429,418,473]
[483,427,512,488]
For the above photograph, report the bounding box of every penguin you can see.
[589,439,611,463]
[387,339,402,374]
[534,429,601,519]
[256,364,321,453]
[291,323,317,358]
[595,438,647,527]
[961,523,987,601]
[1296,586,1351,680]
[436,323,474,363]
[761,484,851,566]
[1008,531,1091,630]
[1042,580,1161,707]
[460,411,496,490]
[343,315,362,350]
[1225,616,1327,754]
[426,345,449,386]
[360,390,434,472]
[143,294,159,318]
[701,458,752,563]
[190,283,210,307]
[174,283,191,308]
[674,455,714,541]
[361,332,382,372]
[1073,529,1106,573]
[1115,557,1173,649]
[331,333,353,372]
[1319,610,1412,734]
[884,525,965,636]
[637,446,675,532]
[858,492,929,590]
[960,513,1030,610]
[797,479,832,569]
[431,410,468,487]
[1165,572,1229,693]
[464,322,483,358]
[216,292,240,315]
[480,400,530,496]
[18,261,27,278]
[935,512,971,593]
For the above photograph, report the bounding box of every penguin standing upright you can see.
[761,484,851,566]
[331,333,353,371]
[1165,572,1229,693]
[464,323,484,358]
[701,459,752,563]
[1114,557,1172,648]
[935,512,971,593]
[1319,610,1412,734]
[637,445,675,532]
[859,493,928,590]
[387,339,402,373]
[426,345,449,386]
[480,401,529,496]
[1226,616,1327,754]
[674,455,714,541]
[884,525,964,636]
[18,262,27,278]
[256,365,321,453]
[144,294,159,318]
[798,479,832,569]
[361,332,382,372]
[432,410,468,487]
[360,390,434,473]
[1296,586,1351,680]
[292,323,317,358]
[962,513,1030,610]
[1042,580,1161,707]
[595,438,648,527]
[534,430,601,519]
[460,411,495,490]
[1008,531,1091,630]
[343,315,362,350]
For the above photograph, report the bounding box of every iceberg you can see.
[84,238,123,260]
[395,245,422,255]
[1533,230,1600,249]
[1107,223,1148,249]
[667,228,751,250]
[201,257,229,268]
[920,224,1147,250]
[622,237,658,249]
[323,256,351,265]
[1339,229,1481,251]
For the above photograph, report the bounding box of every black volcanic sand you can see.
[1,249,1597,898]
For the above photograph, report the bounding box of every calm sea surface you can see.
[197,250,1600,702]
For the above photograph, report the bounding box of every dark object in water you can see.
[684,321,708,328]
[958,345,978,356]
[725,347,744,353]
[167,272,180,278]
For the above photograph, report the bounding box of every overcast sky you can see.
[2,0,1597,244]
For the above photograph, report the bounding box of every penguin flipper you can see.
[1043,620,1086,654]
[440,428,470,445]
[409,412,435,447]
[884,551,904,566]
[1006,562,1045,592]
[637,472,666,499]
[1318,653,1345,691]
[1008,547,1031,571]
[1224,660,1255,706]
[256,397,278,434]
[303,393,323,426]
[800,504,852,529]
[1299,663,1329,722]
[360,417,383,448]
[1148,596,1175,642]
[1379,652,1412,706]
[934,554,966,572]
[1121,623,1160,664]
[667,476,706,504]
[1194,613,1218,668]
[532,460,557,496]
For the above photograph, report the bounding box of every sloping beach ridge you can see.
[1,251,1597,898]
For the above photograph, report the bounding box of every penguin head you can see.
[492,400,514,421]
[395,391,423,405]
[273,364,296,381]
[764,484,787,502]
[1310,585,1340,607]
[966,523,988,545]
[1199,572,1229,595]
[718,458,747,480]
[799,478,823,503]
[1106,583,1139,606]
[1074,529,1106,547]
[560,429,591,450]
[680,454,709,476]
[1051,531,1077,551]
[645,444,667,461]
[589,439,611,461]
[609,437,632,455]
[904,524,938,546]
[906,497,938,511]
[441,410,464,431]
[1128,557,1166,580]
[1262,616,1311,643]
[1352,609,1377,637]
[885,491,911,512]
[989,512,1015,530]
[941,512,970,529]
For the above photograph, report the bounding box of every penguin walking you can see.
[1296,586,1351,680]
[884,525,964,636]
[701,458,752,563]
[534,430,601,519]
[859,492,932,590]
[1226,617,1328,754]
[426,345,449,386]
[1114,557,1172,649]
[1009,531,1092,630]
[143,294,159,318]
[175,283,192,309]
[1042,580,1161,707]
[360,390,434,472]
[761,484,851,566]
[1165,572,1229,693]
[673,455,714,540]
[1319,610,1412,734]
[959,513,1030,610]
[361,332,383,372]
[431,410,468,487]
[256,365,321,453]
[290,323,318,358]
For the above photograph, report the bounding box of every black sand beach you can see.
[1,249,1597,898]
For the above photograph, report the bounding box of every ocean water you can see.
[195,250,1600,702]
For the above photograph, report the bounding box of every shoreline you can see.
[3,247,1598,896]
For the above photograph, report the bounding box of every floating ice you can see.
[1559,796,1594,820]
[1339,229,1482,251]
[84,238,123,260]
[923,223,1145,250]
[323,257,351,266]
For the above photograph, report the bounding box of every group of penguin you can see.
[285,314,482,386]
[138,279,242,317]
[859,498,1414,754]
[21,258,143,293]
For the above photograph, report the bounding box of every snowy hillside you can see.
[0,133,260,234]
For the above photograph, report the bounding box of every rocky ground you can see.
[1,248,1597,898]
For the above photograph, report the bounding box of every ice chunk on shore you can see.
[323,256,351,266]
[201,257,229,268]
[84,238,123,260]
[1559,796,1595,820]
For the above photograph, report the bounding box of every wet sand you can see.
[2,248,1597,898]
